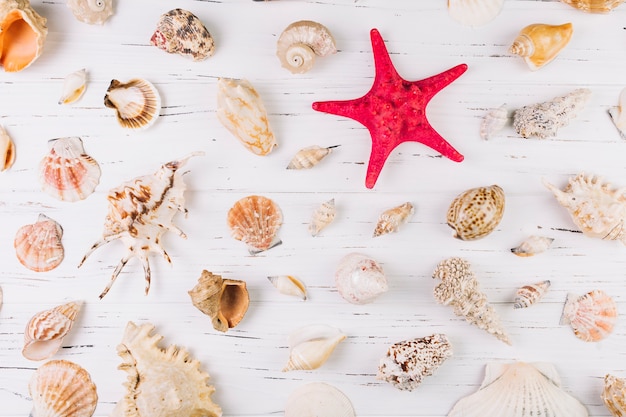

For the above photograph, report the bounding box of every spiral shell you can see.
[14,214,64,272]
[227,195,283,254]
[282,324,346,372]
[560,290,617,342]
[309,198,336,236]
[480,104,509,140]
[561,0,624,12]
[287,145,339,169]
[277,20,336,74]
[509,23,573,71]
[513,280,551,309]
[0,0,48,72]
[511,235,554,257]
[104,78,161,130]
[446,185,505,240]
[150,9,214,61]
[373,202,414,238]
[0,125,16,171]
[23,301,83,361]
[602,374,626,416]
[66,0,113,25]
[335,253,388,304]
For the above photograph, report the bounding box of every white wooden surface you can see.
[2,0,626,415]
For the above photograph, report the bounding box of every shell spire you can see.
[277,20,336,74]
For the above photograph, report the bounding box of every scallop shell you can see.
[104,78,161,130]
[373,202,414,237]
[39,137,101,202]
[79,152,203,298]
[513,280,551,309]
[0,125,16,171]
[309,198,336,236]
[15,214,64,272]
[267,275,307,300]
[217,78,276,156]
[277,20,337,74]
[511,235,554,257]
[227,195,283,254]
[447,0,504,27]
[602,374,626,416]
[29,359,98,417]
[480,104,509,140]
[609,87,626,139]
[446,185,505,241]
[509,23,573,71]
[377,333,452,391]
[188,270,249,332]
[66,0,113,25]
[287,145,339,169]
[448,362,588,417]
[23,301,82,361]
[110,322,222,417]
[282,324,346,372]
[560,290,617,342]
[150,9,214,61]
[285,382,355,417]
[335,252,388,304]
[0,0,47,72]
[561,0,624,12]
[58,68,87,105]
[433,257,511,345]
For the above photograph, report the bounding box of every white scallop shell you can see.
[23,301,83,361]
[284,382,355,417]
[448,0,504,27]
[0,125,16,171]
[309,198,336,236]
[277,20,336,74]
[335,253,388,304]
[104,78,161,130]
[510,235,554,257]
[267,275,307,300]
[609,87,626,139]
[66,0,113,25]
[480,104,509,140]
[58,68,87,105]
[282,324,346,372]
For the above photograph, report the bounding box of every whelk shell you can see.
[111,322,222,417]
[23,301,83,361]
[287,145,339,169]
[0,0,47,72]
[561,0,624,12]
[188,270,249,332]
[509,23,573,71]
[511,235,554,257]
[267,275,307,300]
[448,362,588,417]
[309,198,336,236]
[602,374,626,416]
[0,125,16,171]
[66,0,113,25]
[227,195,283,254]
[480,104,509,140]
[446,185,505,240]
[285,382,355,417]
[513,280,551,309]
[560,289,617,342]
[609,87,626,139]
[104,78,161,130]
[58,68,87,105]
[335,252,388,304]
[151,9,214,61]
[15,214,64,272]
[373,202,414,238]
[283,324,346,372]
[277,20,337,74]
[447,0,504,27]
[29,359,97,417]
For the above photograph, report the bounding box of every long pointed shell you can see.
[0,125,16,171]
[335,253,388,304]
[285,383,355,417]
[447,0,504,27]
[277,20,336,74]
[480,104,509,140]
[447,185,505,240]
[283,324,346,371]
[267,275,307,300]
[29,359,98,417]
[513,280,551,309]
[104,78,161,130]
[0,0,48,72]
[15,214,64,272]
[150,9,214,61]
[287,145,338,169]
[58,69,87,105]
[373,202,414,237]
[561,0,624,12]
[309,198,336,236]
[609,87,626,139]
[23,301,83,361]
[511,235,554,257]
[509,23,573,71]
[560,290,617,342]
[602,374,626,416]
[227,195,283,254]
[66,0,113,25]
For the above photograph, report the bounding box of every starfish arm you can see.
[413,126,465,163]
[364,138,393,189]
[416,63,468,102]
[312,98,371,127]
[369,28,401,88]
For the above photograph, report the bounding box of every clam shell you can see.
[309,198,336,236]
[284,382,355,417]
[0,0,47,72]
[29,359,97,417]
[277,20,336,74]
[66,0,113,25]
[58,68,87,105]
[151,9,214,61]
[509,23,573,71]
[560,290,617,342]
[480,104,509,140]
[609,87,626,139]
[561,0,624,12]
[283,324,346,372]
[513,280,551,309]
[511,235,554,257]
[0,125,16,171]
[373,202,414,237]
[23,301,83,361]
[104,78,161,130]
[602,374,626,416]
[15,214,64,272]
[335,253,388,304]
[227,195,283,254]
[446,185,505,240]
[447,0,504,27]
[287,145,339,169]
[267,275,307,300]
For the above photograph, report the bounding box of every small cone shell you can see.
[602,374,626,416]
[561,0,624,13]
[23,301,83,361]
[373,202,414,237]
[511,235,554,257]
[287,145,338,169]
[267,275,307,300]
[283,324,346,371]
[513,280,551,309]
[58,69,87,105]
[447,185,505,240]
[309,198,336,236]
[0,125,16,171]
[0,0,48,72]
[509,23,573,71]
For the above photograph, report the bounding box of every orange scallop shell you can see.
[560,290,617,342]
[227,195,283,254]
[14,214,64,272]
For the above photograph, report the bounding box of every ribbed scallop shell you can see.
[58,69,87,105]
[561,0,624,12]
[0,0,48,72]
[104,78,161,130]
[227,195,283,254]
[29,359,97,417]
[448,362,588,417]
[447,0,504,27]
[0,125,16,171]
[23,301,82,361]
[480,104,509,140]
[287,145,338,169]
[373,202,414,237]
[282,324,346,372]
[15,214,64,272]
[39,137,101,202]
[285,383,355,417]
[560,290,617,342]
[277,20,336,74]
[602,374,626,416]
[513,280,551,309]
[150,9,214,61]
[66,0,113,25]
[309,198,336,236]
[446,185,505,240]
[267,275,307,300]
[511,235,554,257]
[335,253,388,304]
[609,87,626,139]
[509,23,573,71]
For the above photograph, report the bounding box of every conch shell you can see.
[446,185,505,240]
[14,214,64,272]
[104,78,161,130]
[0,125,16,171]
[561,0,624,12]
[227,195,283,254]
[287,145,339,169]
[0,0,47,72]
[335,253,388,304]
[66,0,113,25]
[285,382,355,417]
[447,0,504,27]
[560,289,617,342]
[277,20,336,74]
[509,23,573,71]
[309,198,336,236]
[373,202,414,237]
[513,280,551,309]
[282,324,346,372]
[23,301,83,361]
[151,9,214,61]
[602,374,626,416]
[58,68,87,105]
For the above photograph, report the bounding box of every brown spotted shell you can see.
[227,195,283,254]
[150,9,214,61]
[15,214,64,272]
[446,185,505,240]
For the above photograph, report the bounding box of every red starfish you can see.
[312,28,467,189]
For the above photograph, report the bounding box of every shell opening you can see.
[220,284,248,328]
[1,10,39,72]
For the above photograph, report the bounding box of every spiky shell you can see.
[373,202,414,237]
[277,20,336,74]
[0,0,47,72]
[446,185,505,240]
[267,275,307,300]
[447,0,504,27]
[0,125,16,171]
[110,322,222,417]
[513,280,551,309]
[511,235,554,257]
[509,23,573,71]
[79,152,203,299]
[58,68,87,105]
[150,9,214,61]
[227,195,283,254]
[448,362,588,417]
[104,78,161,130]
[66,0,113,25]
[561,0,624,12]
[282,324,346,372]
[23,301,82,361]
[14,214,64,272]
[609,87,626,139]
[560,290,617,342]
[602,374,626,416]
[285,382,355,417]
[480,104,509,140]
[29,359,97,417]
[287,145,338,169]
[335,253,388,304]
[309,198,336,236]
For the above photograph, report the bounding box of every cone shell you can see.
[0,125,16,171]
[29,359,97,417]
[23,301,83,361]
[561,0,624,12]
[448,0,504,27]
[268,275,307,300]
[447,185,505,240]
[188,270,249,332]
[511,235,554,257]
[0,0,47,72]
[287,145,338,169]
[58,69,87,105]
[15,214,64,272]
[285,383,355,417]
[373,202,414,237]
[104,78,161,130]
[66,0,113,25]
[513,280,551,309]
[283,324,346,372]
[309,198,336,236]
[480,104,509,140]
[277,20,336,74]
[609,87,626,139]
[602,374,626,417]
[335,253,388,304]
[560,290,617,342]
[509,23,573,71]
[227,195,283,254]
[150,9,214,61]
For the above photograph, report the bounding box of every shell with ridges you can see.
[513,280,551,309]
[561,0,624,12]
[150,9,214,61]
[0,125,16,171]
[104,78,161,130]
[66,0,113,25]
[609,87,626,139]
[335,253,388,304]
[277,20,336,74]
[287,145,339,169]
[58,68,87,105]
[509,23,573,71]
[267,275,307,300]
[447,0,504,27]
[560,290,617,342]
[511,235,554,257]
[15,214,64,272]
[282,324,346,372]
[602,374,626,416]
[285,382,355,417]
[227,195,283,254]
[23,301,82,361]
[480,104,509,140]
[0,0,48,72]
[309,198,336,236]
[373,202,414,237]
[447,185,505,240]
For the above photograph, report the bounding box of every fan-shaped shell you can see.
[513,280,551,309]
[447,0,504,27]
[283,324,346,372]
[285,382,355,417]
[0,0,47,72]
[509,23,573,71]
[29,359,97,417]
[560,290,617,342]
[66,0,113,25]
[511,235,554,257]
[287,145,339,169]
[602,374,626,416]
[227,195,283,254]
[561,0,624,12]
[446,185,505,240]
[277,20,336,74]
[0,125,16,171]
[104,78,161,130]
[15,214,64,272]
[335,253,388,304]
[480,104,509,140]
[150,9,214,61]
[267,275,307,300]
[23,301,82,361]
[309,198,336,236]
[373,202,414,237]
[58,69,87,105]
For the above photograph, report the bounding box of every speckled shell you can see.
[446,185,505,240]
[511,235,554,257]
[66,0,113,25]
[29,360,98,417]
[0,125,16,171]
[373,202,414,237]
[335,253,388,304]
[282,324,346,372]
[480,104,509,140]
[58,68,87,105]
[285,382,355,417]
[560,290,617,342]
[514,280,551,309]
[150,9,214,61]
[287,145,338,169]
[377,334,452,391]
[15,214,64,272]
[227,195,283,254]
[447,0,504,27]
[602,374,626,416]
[509,23,573,71]
[104,78,161,130]
[561,0,624,12]
[0,0,48,72]
[609,87,626,139]
[23,301,82,361]
[267,275,307,300]
[309,198,336,236]
[110,322,222,417]
[277,20,336,74]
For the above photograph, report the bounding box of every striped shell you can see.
[283,324,346,372]
[560,290,617,342]
[150,9,214,61]
[602,374,626,416]
[14,214,64,272]
[104,78,161,130]
[513,280,551,309]
[446,185,505,240]
[511,235,554,257]
[287,145,338,169]
[373,202,414,237]
[23,301,83,361]
[309,198,336,236]
[227,195,283,254]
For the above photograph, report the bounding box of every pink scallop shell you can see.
[14,214,64,272]
[560,289,617,342]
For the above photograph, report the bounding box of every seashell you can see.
[150,9,214,61]
[287,145,339,169]
[282,324,346,372]
[433,257,511,345]
[309,198,336,236]
[602,374,626,416]
[0,0,47,72]
[188,270,249,332]
[15,214,64,273]
[373,202,414,238]
[285,382,355,417]
[277,20,337,74]
[509,23,573,71]
[448,362,588,417]
[267,275,307,300]
[58,68,87,105]
[79,152,203,298]
[609,87,626,139]
[446,185,505,240]
[110,321,222,417]
[561,0,624,13]
[513,88,591,138]
[543,173,626,243]
[513,280,551,309]
[335,252,388,304]
[66,0,113,25]
[217,78,276,156]
[104,78,161,130]
[227,195,283,254]
[38,137,101,202]
[377,333,453,391]
[23,301,82,361]
[480,104,509,140]
[29,359,97,417]
[560,289,617,342]
[0,125,16,171]
[510,235,554,257]
[447,0,504,27]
